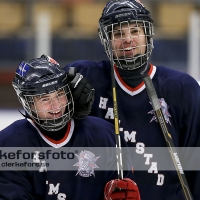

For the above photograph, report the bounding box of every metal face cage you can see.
[99,19,154,70]
[22,85,74,132]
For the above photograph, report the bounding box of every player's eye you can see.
[130,28,139,34]
[41,97,50,102]
[113,31,121,38]
[57,91,65,97]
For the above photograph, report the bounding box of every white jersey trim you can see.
[114,65,156,96]
[27,118,74,148]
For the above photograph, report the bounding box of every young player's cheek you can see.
[60,95,67,102]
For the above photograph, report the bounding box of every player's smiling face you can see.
[32,88,67,120]
[111,22,146,59]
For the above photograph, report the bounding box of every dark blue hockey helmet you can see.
[98,0,154,70]
[12,55,74,131]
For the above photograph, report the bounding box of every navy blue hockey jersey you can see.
[65,60,200,200]
[0,116,134,200]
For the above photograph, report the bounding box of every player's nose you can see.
[51,98,62,109]
[123,32,133,43]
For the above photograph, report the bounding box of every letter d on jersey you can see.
[157,174,164,186]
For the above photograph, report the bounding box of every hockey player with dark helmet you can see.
[0,54,140,199]
[64,0,200,199]
[12,55,74,132]
[12,54,95,134]
[99,0,154,73]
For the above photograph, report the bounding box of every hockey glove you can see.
[104,178,140,200]
[67,67,95,119]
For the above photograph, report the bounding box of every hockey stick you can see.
[99,25,123,180]
[110,56,123,180]
[143,76,193,200]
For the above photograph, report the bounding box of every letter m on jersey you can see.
[124,131,136,143]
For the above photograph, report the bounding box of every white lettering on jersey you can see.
[136,143,145,154]
[39,160,47,172]
[33,151,47,172]
[105,108,114,119]
[57,193,66,200]
[99,97,108,109]
[124,131,136,142]
[33,151,40,163]
[46,181,67,199]
[157,174,164,186]
[47,182,67,199]
[119,120,124,132]
[48,183,60,195]
[98,96,165,186]
[148,162,158,173]
[144,154,153,165]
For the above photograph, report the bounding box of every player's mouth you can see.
[49,110,63,118]
[124,47,133,51]
[121,47,135,56]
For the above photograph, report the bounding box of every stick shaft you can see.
[111,65,123,180]
[143,76,193,200]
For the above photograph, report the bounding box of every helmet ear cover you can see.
[12,56,74,131]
